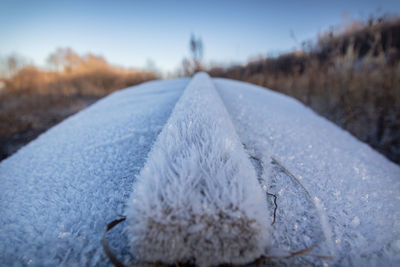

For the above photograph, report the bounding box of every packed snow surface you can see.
[0,73,399,266]
[125,73,270,266]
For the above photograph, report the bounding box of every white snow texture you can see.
[0,72,399,267]
[0,78,188,266]
[125,73,270,266]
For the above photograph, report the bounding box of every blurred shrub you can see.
[0,48,158,160]
[209,16,400,164]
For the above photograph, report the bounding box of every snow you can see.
[0,73,399,266]
[0,78,188,266]
[125,73,270,266]
[215,78,400,266]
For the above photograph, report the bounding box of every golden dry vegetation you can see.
[0,48,158,160]
[209,17,400,164]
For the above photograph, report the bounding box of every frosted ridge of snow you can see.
[0,78,188,266]
[215,78,400,266]
[2,75,398,266]
[125,73,270,266]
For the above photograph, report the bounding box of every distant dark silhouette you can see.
[182,34,204,76]
[190,34,203,72]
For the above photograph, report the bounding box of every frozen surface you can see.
[125,73,270,266]
[215,78,400,266]
[0,78,188,266]
[1,74,399,266]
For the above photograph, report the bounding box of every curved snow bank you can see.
[215,78,400,266]
[125,73,270,266]
[3,74,397,266]
[0,79,188,266]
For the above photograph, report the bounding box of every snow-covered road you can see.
[0,73,399,266]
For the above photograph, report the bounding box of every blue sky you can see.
[1,0,399,73]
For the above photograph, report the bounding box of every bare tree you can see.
[190,34,203,73]
[47,48,83,72]
[181,34,204,76]
[7,56,18,76]
[2,55,27,77]
[47,48,63,72]
[63,48,82,72]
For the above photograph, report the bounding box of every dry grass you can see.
[209,17,400,164]
[0,51,158,160]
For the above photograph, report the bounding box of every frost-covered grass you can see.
[125,73,270,266]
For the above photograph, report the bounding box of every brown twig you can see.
[102,217,127,267]
[248,153,278,226]
[290,246,333,259]
[266,192,278,225]
[271,157,313,200]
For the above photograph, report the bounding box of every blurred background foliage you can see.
[0,48,157,160]
[1,15,399,165]
[208,16,400,164]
